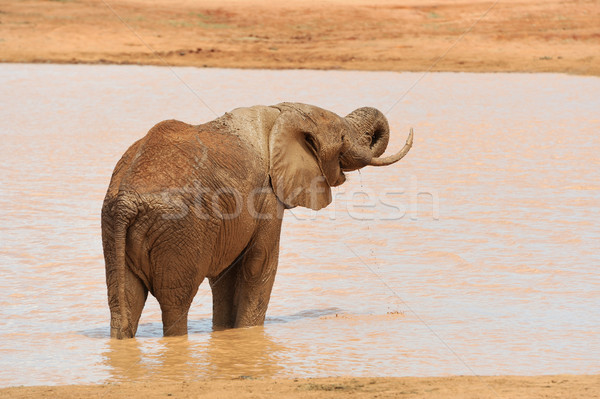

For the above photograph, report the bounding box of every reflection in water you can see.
[103,328,282,382]
[104,339,149,382]
[1,65,599,386]
[204,327,283,379]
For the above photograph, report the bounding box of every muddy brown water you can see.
[0,64,598,386]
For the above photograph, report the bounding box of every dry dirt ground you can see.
[1,0,599,75]
[1,375,600,398]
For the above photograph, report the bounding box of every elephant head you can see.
[268,102,413,211]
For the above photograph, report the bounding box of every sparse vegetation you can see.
[297,383,352,391]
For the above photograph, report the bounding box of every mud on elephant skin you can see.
[101,102,413,339]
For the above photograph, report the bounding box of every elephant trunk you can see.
[341,107,413,170]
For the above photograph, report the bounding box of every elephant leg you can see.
[233,220,282,328]
[209,260,242,330]
[153,273,200,337]
[156,281,200,337]
[149,238,205,337]
[109,264,148,339]
[160,303,192,336]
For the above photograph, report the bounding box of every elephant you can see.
[101,102,413,339]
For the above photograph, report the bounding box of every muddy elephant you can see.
[102,102,413,338]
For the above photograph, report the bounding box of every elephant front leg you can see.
[233,230,281,328]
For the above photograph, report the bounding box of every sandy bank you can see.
[3,375,600,398]
[1,0,599,75]
[2,375,600,398]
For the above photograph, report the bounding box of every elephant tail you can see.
[112,192,138,337]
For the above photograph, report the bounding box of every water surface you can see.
[0,65,599,386]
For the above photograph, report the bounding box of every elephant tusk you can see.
[368,128,414,166]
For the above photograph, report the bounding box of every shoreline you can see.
[1,0,599,76]
[1,375,599,398]
[3,53,598,78]
[5,59,599,79]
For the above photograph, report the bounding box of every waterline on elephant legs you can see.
[161,306,191,337]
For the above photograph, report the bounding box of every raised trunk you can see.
[341,107,390,171]
[341,107,412,170]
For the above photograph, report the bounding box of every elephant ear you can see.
[269,108,339,210]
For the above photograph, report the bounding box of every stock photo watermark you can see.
[157,175,439,222]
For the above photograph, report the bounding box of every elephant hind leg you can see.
[109,264,148,339]
[155,283,200,337]
[149,241,204,336]
[160,303,192,337]
[209,260,242,330]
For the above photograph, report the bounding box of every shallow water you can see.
[0,64,599,386]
